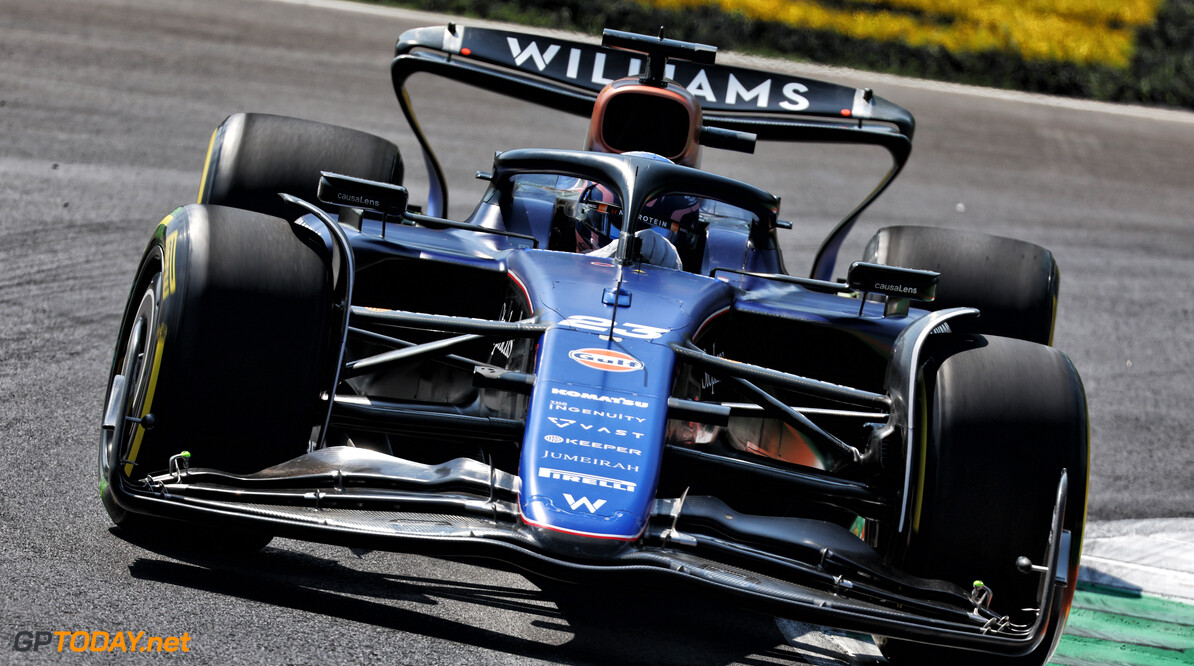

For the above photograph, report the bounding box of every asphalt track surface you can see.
[1,0,1192,663]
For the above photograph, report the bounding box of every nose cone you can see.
[517,329,674,550]
[521,493,644,557]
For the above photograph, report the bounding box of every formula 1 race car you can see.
[99,24,1088,665]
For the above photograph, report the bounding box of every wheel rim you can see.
[100,274,161,488]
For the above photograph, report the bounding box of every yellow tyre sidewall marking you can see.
[154,212,174,241]
[196,128,218,204]
[123,322,167,478]
[162,230,178,301]
[122,227,176,478]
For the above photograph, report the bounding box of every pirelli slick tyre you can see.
[864,226,1059,345]
[876,335,1089,665]
[99,204,332,550]
[198,112,403,219]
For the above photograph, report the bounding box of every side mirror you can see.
[847,261,938,317]
[317,171,409,219]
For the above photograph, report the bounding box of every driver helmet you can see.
[627,152,699,243]
[574,181,622,252]
[574,152,700,252]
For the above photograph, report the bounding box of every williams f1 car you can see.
[100,24,1088,664]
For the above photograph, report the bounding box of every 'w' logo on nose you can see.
[563,493,606,513]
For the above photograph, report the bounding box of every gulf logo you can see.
[568,348,643,373]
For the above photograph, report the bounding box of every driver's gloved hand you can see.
[589,228,682,270]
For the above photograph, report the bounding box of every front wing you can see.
[105,444,1070,656]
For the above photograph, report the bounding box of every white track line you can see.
[265,0,592,37]
[1079,518,1194,602]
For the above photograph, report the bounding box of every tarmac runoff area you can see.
[777,519,1194,665]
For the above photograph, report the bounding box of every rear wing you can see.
[392,24,916,280]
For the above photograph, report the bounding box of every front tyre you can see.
[877,335,1088,665]
[100,204,332,551]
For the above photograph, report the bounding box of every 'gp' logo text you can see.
[11,630,191,653]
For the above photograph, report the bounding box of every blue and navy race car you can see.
[100,25,1088,664]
